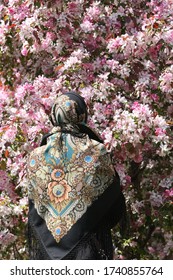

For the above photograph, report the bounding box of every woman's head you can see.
[50,92,88,127]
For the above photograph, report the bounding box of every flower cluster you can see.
[0,0,173,259]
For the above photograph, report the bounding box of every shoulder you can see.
[27,146,45,170]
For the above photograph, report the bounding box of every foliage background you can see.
[0,0,173,259]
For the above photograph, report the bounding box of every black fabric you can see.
[28,175,124,260]
[28,221,113,260]
[28,193,126,260]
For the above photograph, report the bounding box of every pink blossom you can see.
[21,46,28,56]
[86,5,101,21]
[164,29,173,44]
[155,128,166,136]
[107,37,123,52]
[41,38,51,49]
[3,126,17,142]
[46,32,57,41]
[131,101,140,110]
[67,2,81,16]
[150,94,159,102]
[164,188,173,198]
[0,171,18,202]
[0,89,8,104]
[0,171,10,191]
[45,17,57,29]
[81,19,95,32]
[160,68,173,93]
[0,231,16,246]
[15,85,26,105]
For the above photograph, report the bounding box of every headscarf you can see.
[27,92,117,244]
[50,91,88,127]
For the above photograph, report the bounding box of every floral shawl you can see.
[27,93,117,244]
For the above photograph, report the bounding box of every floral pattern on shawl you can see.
[27,95,115,243]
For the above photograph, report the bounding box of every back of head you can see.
[50,92,88,127]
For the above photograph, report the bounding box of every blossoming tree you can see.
[0,0,173,259]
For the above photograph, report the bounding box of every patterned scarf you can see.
[27,93,116,243]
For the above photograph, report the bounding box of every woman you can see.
[27,91,126,260]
